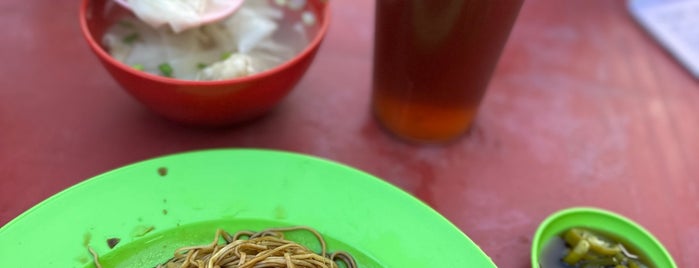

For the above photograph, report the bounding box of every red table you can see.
[2,0,698,267]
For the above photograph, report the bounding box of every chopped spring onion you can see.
[158,63,173,77]
[220,52,232,60]
[122,33,140,44]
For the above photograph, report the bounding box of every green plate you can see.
[0,149,495,267]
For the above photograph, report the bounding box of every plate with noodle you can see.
[0,149,496,267]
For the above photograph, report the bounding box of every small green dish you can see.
[531,207,676,268]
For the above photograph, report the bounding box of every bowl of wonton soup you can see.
[79,0,330,126]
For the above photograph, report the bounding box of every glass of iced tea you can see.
[372,0,524,143]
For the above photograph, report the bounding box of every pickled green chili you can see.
[563,228,621,256]
[560,228,651,267]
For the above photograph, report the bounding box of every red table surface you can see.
[2,0,698,267]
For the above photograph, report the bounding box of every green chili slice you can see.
[563,228,620,256]
[563,239,590,265]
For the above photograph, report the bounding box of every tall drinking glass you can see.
[372,0,524,142]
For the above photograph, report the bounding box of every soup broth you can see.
[102,0,317,81]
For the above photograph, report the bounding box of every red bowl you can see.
[79,0,330,126]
